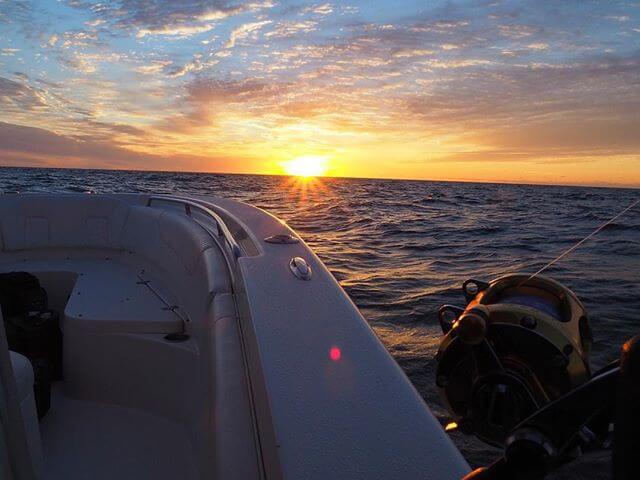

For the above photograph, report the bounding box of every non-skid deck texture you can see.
[40,385,198,480]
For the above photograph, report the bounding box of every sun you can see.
[283,155,328,178]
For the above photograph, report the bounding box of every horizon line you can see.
[1,163,639,191]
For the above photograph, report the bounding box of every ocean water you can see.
[2,166,639,478]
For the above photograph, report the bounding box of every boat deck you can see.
[0,193,470,480]
[40,385,199,480]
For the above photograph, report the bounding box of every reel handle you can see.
[461,336,640,480]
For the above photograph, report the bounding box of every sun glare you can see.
[283,156,328,178]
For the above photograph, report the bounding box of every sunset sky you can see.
[0,1,639,186]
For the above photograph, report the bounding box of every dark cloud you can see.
[187,77,289,103]
[404,52,640,159]
[0,0,32,24]
[12,71,29,81]
[34,78,64,88]
[0,76,146,143]
[69,120,148,142]
[0,75,96,123]
[407,53,640,127]
[66,0,273,32]
[153,77,293,131]
[0,77,48,113]
[0,121,240,172]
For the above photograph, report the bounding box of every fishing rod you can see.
[432,197,639,480]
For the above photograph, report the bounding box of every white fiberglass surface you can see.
[40,385,199,480]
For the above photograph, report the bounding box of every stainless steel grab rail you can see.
[147,195,243,259]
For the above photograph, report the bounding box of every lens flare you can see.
[329,346,341,362]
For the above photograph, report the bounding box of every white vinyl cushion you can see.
[0,195,232,332]
[10,351,44,475]
[121,206,222,277]
[10,351,34,401]
[120,206,231,305]
[0,195,129,251]
[158,211,215,274]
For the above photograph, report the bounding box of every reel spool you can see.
[435,274,593,447]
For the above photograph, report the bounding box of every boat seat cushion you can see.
[9,350,44,474]
[121,206,231,301]
[121,206,215,273]
[63,261,183,334]
[0,195,129,251]
[10,350,34,400]
[158,210,215,274]
[0,196,231,326]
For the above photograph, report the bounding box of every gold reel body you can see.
[436,274,593,446]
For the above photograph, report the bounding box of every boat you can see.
[0,193,470,480]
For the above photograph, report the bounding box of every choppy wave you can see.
[1,166,639,477]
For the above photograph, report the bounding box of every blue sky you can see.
[0,1,639,185]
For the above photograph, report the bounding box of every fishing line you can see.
[519,197,640,287]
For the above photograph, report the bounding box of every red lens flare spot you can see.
[329,346,341,362]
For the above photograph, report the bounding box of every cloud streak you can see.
[224,20,271,48]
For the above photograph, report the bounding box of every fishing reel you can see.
[435,274,593,447]
[436,274,640,479]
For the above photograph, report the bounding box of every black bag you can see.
[0,272,48,316]
[5,310,63,380]
[1,272,62,418]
